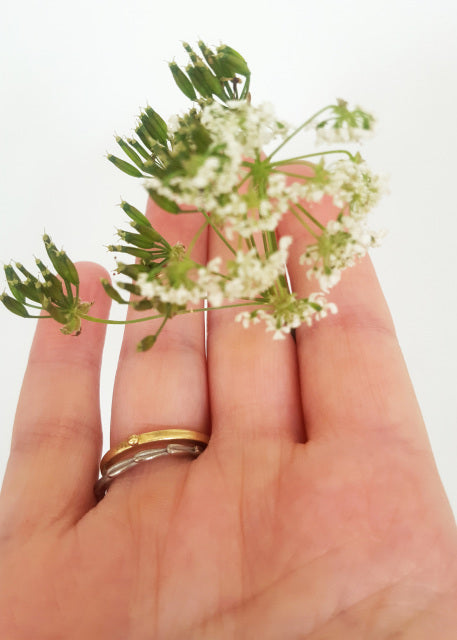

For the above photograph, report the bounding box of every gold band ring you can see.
[99,429,210,475]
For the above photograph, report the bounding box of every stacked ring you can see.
[95,429,209,501]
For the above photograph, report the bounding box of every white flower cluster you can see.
[300,216,386,292]
[315,123,375,145]
[136,98,386,340]
[136,237,292,312]
[201,100,287,156]
[144,100,289,218]
[235,291,338,340]
[314,104,376,146]
[325,159,388,217]
[212,172,292,239]
[224,235,292,299]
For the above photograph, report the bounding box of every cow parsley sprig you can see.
[1,40,386,350]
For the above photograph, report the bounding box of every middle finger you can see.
[207,226,304,446]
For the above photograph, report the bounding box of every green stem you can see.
[153,312,169,340]
[294,202,326,231]
[271,149,354,165]
[268,230,278,252]
[248,234,260,257]
[186,219,209,257]
[200,210,237,255]
[240,75,251,100]
[289,204,320,239]
[267,105,334,161]
[80,301,264,326]
[261,231,269,254]
[271,169,314,180]
[82,313,162,325]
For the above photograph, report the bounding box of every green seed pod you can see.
[35,258,67,305]
[120,201,151,227]
[117,230,158,250]
[135,124,157,152]
[197,62,226,100]
[127,137,150,160]
[43,235,79,286]
[107,154,143,178]
[108,245,154,261]
[4,265,26,303]
[130,221,164,243]
[116,262,149,280]
[14,278,43,304]
[132,298,156,311]
[101,279,128,304]
[136,333,157,352]
[186,65,213,99]
[169,62,197,101]
[146,188,181,214]
[216,45,250,77]
[198,41,224,78]
[15,262,38,283]
[0,292,30,317]
[182,41,199,64]
[142,159,166,179]
[142,107,168,146]
[117,281,142,296]
[43,300,70,324]
[116,137,146,170]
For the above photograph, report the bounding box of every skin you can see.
[0,184,456,639]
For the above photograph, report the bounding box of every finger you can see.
[278,177,427,444]
[0,263,110,534]
[110,200,209,488]
[207,227,304,446]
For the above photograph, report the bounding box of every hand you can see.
[1,191,456,640]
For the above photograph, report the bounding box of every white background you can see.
[0,0,456,515]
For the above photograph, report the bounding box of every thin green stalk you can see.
[271,149,354,165]
[267,230,278,252]
[240,75,251,100]
[294,202,326,231]
[267,105,334,161]
[81,301,264,326]
[289,204,320,239]
[153,312,169,340]
[24,302,48,310]
[82,313,162,325]
[248,234,260,258]
[186,219,209,257]
[271,169,314,180]
[200,210,236,255]
[261,231,269,254]
[65,281,73,304]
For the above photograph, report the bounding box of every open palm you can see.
[1,194,456,639]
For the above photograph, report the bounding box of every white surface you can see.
[1,0,456,515]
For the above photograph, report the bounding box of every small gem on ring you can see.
[128,435,139,445]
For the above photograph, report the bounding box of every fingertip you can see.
[75,261,112,322]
